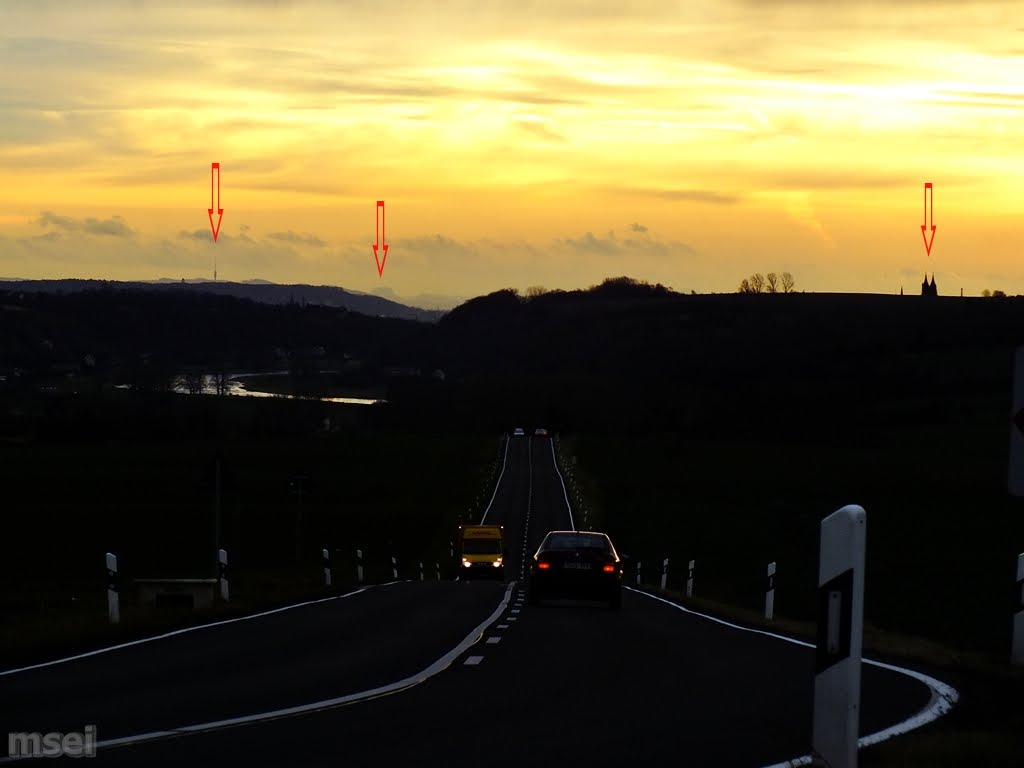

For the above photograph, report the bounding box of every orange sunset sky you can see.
[0,0,1021,306]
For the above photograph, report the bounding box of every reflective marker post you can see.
[218,548,230,602]
[322,548,332,588]
[660,558,669,590]
[686,559,695,598]
[765,561,777,621]
[636,561,642,585]
[105,552,120,624]
[356,548,364,584]
[419,562,424,582]
[392,555,398,581]
[436,562,441,581]
[1013,552,1024,666]
[811,505,866,768]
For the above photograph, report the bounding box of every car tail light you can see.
[602,564,616,573]
[537,562,550,570]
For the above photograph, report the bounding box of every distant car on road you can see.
[513,427,525,436]
[534,427,548,437]
[528,530,622,609]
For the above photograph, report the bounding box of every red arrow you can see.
[373,200,388,277]
[920,182,935,257]
[208,162,223,242]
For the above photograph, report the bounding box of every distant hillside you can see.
[5,274,1023,437]
[0,279,445,323]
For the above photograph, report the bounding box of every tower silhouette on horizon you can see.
[921,273,937,296]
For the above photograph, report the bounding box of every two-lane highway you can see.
[2,434,951,767]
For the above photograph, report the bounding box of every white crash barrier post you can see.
[356,548,364,584]
[449,541,454,559]
[636,561,642,585]
[419,562,424,581]
[322,548,332,588]
[105,552,120,624]
[218,548,230,602]
[765,561,777,621]
[1013,552,1024,666]
[436,562,441,581]
[660,558,669,590]
[392,555,398,580]
[686,559,695,597]
[811,505,866,768]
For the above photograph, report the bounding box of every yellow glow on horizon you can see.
[0,1,1021,299]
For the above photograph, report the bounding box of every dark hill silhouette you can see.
[0,278,443,323]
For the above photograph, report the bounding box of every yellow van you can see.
[458,525,506,579]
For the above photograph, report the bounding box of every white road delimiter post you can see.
[322,548,332,588]
[218,548,230,602]
[811,505,866,768]
[660,558,669,590]
[686,559,695,597]
[636,561,642,585]
[765,561,777,621]
[1013,552,1024,666]
[105,552,120,624]
[356,548,364,584]
[392,555,398,581]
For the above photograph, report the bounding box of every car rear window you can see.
[544,534,610,551]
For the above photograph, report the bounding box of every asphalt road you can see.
[1,435,944,767]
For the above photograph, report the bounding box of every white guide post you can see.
[105,552,119,624]
[811,505,866,768]
[218,548,229,602]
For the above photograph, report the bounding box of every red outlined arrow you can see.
[208,163,223,242]
[920,182,935,257]
[373,200,388,277]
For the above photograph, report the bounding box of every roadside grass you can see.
[0,419,505,669]
[559,422,1024,656]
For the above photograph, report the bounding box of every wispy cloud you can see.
[38,211,134,237]
[556,228,696,258]
[267,231,327,247]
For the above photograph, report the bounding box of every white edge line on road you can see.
[624,587,960,768]
[548,438,575,530]
[0,581,410,679]
[479,434,511,524]
[0,581,518,763]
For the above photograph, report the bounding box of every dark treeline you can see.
[3,276,1024,437]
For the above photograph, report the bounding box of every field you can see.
[0,391,502,667]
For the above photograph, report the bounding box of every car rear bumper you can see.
[530,571,620,596]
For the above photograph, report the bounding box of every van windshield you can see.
[463,540,502,554]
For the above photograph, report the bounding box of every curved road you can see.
[1,435,948,766]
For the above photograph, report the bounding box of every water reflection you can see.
[172,373,383,405]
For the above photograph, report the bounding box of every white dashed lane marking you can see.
[486,637,501,645]
[497,624,510,629]
[464,656,484,666]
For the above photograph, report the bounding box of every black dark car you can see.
[527,530,622,609]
